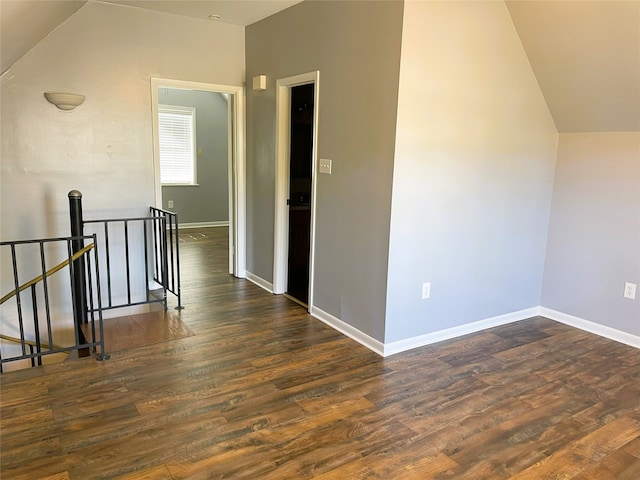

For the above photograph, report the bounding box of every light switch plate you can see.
[319,159,332,174]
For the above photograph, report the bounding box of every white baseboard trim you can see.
[179,221,229,229]
[310,306,385,356]
[245,271,273,294]
[308,305,640,358]
[383,307,540,357]
[539,307,640,349]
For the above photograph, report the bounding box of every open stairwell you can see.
[0,191,182,372]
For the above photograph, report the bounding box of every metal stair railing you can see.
[69,191,183,315]
[0,236,109,372]
[1,190,183,372]
[150,206,183,310]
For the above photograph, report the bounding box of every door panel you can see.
[286,83,314,304]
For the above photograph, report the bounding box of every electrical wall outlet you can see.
[167,200,174,209]
[623,282,637,300]
[319,159,332,175]
[422,282,431,299]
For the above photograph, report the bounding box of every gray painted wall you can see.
[160,89,229,224]
[542,132,640,335]
[384,0,558,343]
[245,0,404,341]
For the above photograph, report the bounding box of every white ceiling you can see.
[98,0,303,26]
[1,0,639,132]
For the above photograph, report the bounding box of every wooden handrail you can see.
[0,243,95,306]
[0,333,69,353]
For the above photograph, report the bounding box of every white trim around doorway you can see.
[273,71,320,310]
[150,77,246,278]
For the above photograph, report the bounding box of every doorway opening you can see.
[273,71,320,309]
[286,83,314,305]
[151,78,245,278]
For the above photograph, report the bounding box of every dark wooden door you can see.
[286,83,314,305]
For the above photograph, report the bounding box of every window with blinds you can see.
[158,105,197,185]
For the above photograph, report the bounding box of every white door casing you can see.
[273,71,320,309]
[150,77,246,278]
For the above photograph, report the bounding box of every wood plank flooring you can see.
[2,227,639,479]
[82,311,195,353]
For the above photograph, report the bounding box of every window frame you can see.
[158,104,198,186]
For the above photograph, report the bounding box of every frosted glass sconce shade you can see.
[44,92,85,110]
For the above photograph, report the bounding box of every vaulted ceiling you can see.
[506,0,639,132]
[0,0,303,74]
[0,0,86,75]
[1,0,638,133]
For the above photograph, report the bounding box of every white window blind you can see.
[158,105,197,185]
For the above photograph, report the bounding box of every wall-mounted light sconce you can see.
[252,75,267,91]
[44,92,85,111]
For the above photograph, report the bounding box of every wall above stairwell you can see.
[0,0,244,243]
[0,1,244,359]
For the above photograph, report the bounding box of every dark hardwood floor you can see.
[1,227,639,479]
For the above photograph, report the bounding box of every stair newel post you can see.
[68,190,90,357]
